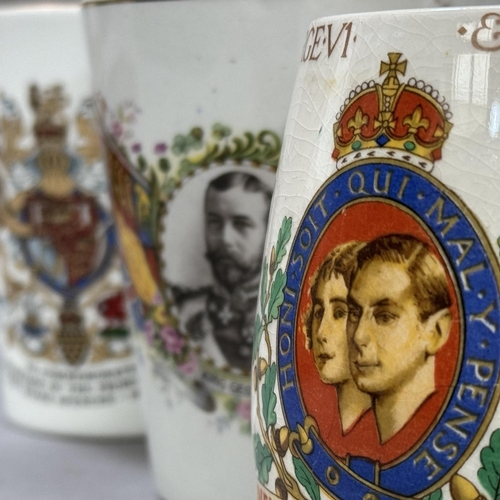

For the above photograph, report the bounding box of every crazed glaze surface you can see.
[253,7,500,500]
[83,1,455,499]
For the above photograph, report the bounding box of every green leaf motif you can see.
[262,362,277,427]
[149,172,161,244]
[223,397,237,413]
[479,429,500,500]
[163,178,177,197]
[260,258,268,318]
[292,457,320,500]
[118,145,130,160]
[275,217,292,266]
[254,434,273,485]
[268,269,286,321]
[190,126,203,141]
[423,490,443,500]
[158,157,170,173]
[137,154,147,172]
[253,312,264,361]
[171,134,190,156]
[178,158,197,177]
[212,122,232,140]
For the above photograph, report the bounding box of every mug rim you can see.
[82,0,498,13]
[83,0,186,7]
[0,3,80,15]
[309,4,498,26]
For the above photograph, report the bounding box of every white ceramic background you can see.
[254,6,500,500]
[0,5,143,437]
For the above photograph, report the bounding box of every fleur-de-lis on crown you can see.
[403,106,429,134]
[347,108,369,136]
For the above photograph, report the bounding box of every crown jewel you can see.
[332,53,453,171]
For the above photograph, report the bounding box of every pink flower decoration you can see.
[143,319,155,345]
[178,352,198,376]
[161,325,185,354]
[154,142,167,154]
[131,143,142,153]
[111,120,123,139]
[237,399,251,421]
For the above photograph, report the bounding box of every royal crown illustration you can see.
[332,53,453,172]
[31,84,68,141]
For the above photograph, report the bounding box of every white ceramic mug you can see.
[83,0,445,498]
[253,5,500,500]
[0,4,143,437]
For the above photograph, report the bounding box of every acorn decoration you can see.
[275,478,288,500]
[274,426,290,457]
[254,357,268,390]
[450,475,487,500]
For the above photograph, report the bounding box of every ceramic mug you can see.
[252,6,500,500]
[83,0,443,498]
[0,4,143,437]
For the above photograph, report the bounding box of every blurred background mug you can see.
[82,0,458,499]
[0,4,143,437]
[253,5,500,500]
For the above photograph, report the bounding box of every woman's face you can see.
[310,273,351,385]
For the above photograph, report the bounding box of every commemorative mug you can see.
[0,5,143,437]
[252,5,500,500]
[82,0,448,498]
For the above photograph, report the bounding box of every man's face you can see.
[347,259,430,396]
[205,184,269,289]
[310,274,351,385]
